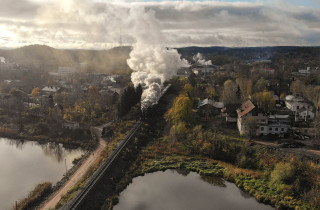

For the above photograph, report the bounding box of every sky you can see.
[0,0,320,49]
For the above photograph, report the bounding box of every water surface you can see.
[0,138,84,210]
[114,169,274,210]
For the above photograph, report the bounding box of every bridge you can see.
[61,120,142,210]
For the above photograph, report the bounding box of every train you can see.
[141,84,171,120]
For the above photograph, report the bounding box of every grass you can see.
[14,182,52,210]
[105,138,313,210]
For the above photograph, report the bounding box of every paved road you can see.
[40,122,113,210]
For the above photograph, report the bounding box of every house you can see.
[296,108,315,121]
[41,86,62,95]
[198,98,224,118]
[285,95,312,112]
[221,104,240,123]
[63,121,80,130]
[192,68,201,75]
[236,100,268,136]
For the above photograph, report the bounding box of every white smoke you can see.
[127,7,189,111]
[193,53,212,66]
[36,1,190,110]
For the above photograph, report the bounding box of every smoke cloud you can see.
[193,53,212,66]
[34,1,190,110]
[126,6,189,111]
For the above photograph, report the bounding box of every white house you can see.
[285,95,311,112]
[41,86,61,94]
[236,100,268,136]
[296,108,315,121]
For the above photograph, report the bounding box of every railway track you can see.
[61,120,143,210]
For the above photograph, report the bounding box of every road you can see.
[40,122,112,210]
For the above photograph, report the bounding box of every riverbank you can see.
[101,138,318,210]
[0,127,97,150]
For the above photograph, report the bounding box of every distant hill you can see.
[1,45,319,73]
[177,46,320,62]
[0,45,132,74]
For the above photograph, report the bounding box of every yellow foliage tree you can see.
[205,85,218,99]
[165,94,193,124]
[253,90,275,113]
[31,87,40,98]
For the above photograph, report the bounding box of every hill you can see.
[0,45,132,74]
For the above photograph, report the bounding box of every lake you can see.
[114,169,274,210]
[0,138,84,210]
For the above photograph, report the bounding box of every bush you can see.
[271,162,296,184]
[16,182,52,210]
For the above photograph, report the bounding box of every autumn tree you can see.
[291,79,304,96]
[222,79,238,104]
[253,91,275,114]
[236,77,252,100]
[31,87,40,98]
[183,83,194,99]
[244,117,257,139]
[165,94,193,124]
[205,85,218,100]
[254,78,269,93]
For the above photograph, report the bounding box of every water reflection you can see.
[200,176,226,188]
[7,138,26,150]
[4,138,77,163]
[0,138,84,210]
[114,170,274,210]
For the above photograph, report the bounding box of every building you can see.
[221,104,240,123]
[41,86,62,95]
[63,121,80,130]
[237,100,268,136]
[198,98,224,119]
[296,108,315,121]
[285,95,312,112]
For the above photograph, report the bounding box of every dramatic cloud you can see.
[0,0,320,48]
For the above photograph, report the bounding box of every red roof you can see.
[237,100,255,118]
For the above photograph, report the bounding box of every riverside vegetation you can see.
[101,79,320,210]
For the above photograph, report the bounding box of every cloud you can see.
[0,0,39,19]
[0,0,320,48]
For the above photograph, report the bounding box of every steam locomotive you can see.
[141,84,171,120]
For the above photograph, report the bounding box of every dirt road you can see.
[40,139,106,210]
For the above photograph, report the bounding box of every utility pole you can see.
[65,158,68,177]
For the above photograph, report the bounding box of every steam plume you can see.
[37,1,190,110]
[193,53,212,65]
[127,7,189,111]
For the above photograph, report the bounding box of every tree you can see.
[236,77,252,100]
[222,79,238,104]
[31,87,40,98]
[183,83,194,99]
[188,72,196,87]
[254,78,268,93]
[245,117,257,139]
[253,91,275,114]
[205,85,218,99]
[291,79,304,96]
[165,94,193,124]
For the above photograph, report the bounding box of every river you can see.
[114,169,274,210]
[0,138,84,210]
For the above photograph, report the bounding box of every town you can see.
[1,45,320,210]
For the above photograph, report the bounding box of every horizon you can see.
[1,44,320,51]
